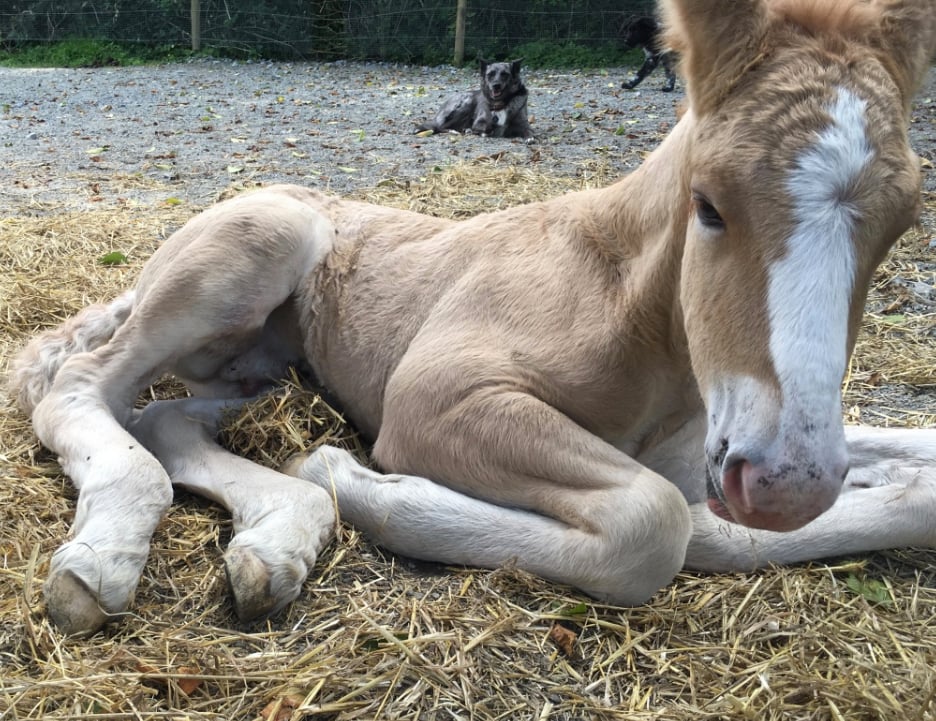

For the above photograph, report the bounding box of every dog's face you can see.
[478,59,524,105]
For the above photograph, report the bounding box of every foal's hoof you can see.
[223,543,305,623]
[43,542,142,635]
[279,453,309,478]
[44,569,114,636]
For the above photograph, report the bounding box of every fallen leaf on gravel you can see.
[258,693,303,721]
[548,623,578,658]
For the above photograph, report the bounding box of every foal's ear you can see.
[873,0,936,112]
[659,0,770,115]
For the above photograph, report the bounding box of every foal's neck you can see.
[600,114,694,249]
[590,114,694,342]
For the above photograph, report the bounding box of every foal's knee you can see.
[586,480,692,605]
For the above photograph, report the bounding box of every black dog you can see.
[416,58,534,139]
[620,16,677,92]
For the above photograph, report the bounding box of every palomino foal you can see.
[11,0,936,635]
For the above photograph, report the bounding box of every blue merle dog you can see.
[416,58,534,139]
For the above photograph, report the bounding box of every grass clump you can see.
[0,38,191,68]
[509,40,637,69]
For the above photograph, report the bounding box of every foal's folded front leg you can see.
[129,397,337,622]
[284,388,694,606]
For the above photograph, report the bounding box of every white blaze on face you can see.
[769,87,872,414]
[703,88,869,524]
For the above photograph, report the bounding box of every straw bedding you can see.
[1,116,935,721]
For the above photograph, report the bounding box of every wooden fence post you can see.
[191,0,201,51]
[454,0,467,66]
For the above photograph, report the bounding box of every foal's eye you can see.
[693,194,725,230]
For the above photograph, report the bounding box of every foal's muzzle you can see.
[706,445,848,532]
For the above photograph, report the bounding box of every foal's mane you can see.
[767,0,936,110]
[767,0,880,41]
[662,0,931,116]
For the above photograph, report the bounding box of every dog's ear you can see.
[510,58,524,73]
[477,54,490,70]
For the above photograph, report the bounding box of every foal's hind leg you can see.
[32,341,176,635]
[129,398,336,622]
[31,188,334,633]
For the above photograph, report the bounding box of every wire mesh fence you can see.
[1,0,655,63]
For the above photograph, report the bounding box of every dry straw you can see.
[1,160,934,720]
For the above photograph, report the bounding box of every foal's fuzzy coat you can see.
[11,0,936,635]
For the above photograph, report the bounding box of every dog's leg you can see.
[622,50,659,90]
[417,91,476,134]
[471,99,495,136]
[661,52,677,92]
[504,95,535,140]
[684,426,936,571]
[129,398,335,622]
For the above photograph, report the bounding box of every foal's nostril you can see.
[720,456,758,515]
[720,458,744,504]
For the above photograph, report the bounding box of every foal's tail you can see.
[8,291,136,415]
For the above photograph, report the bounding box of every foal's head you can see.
[663,0,935,531]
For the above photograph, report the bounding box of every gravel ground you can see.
[4,58,931,214]
[0,58,677,211]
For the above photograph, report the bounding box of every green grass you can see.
[0,38,195,68]
[0,37,644,69]
[508,40,637,69]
